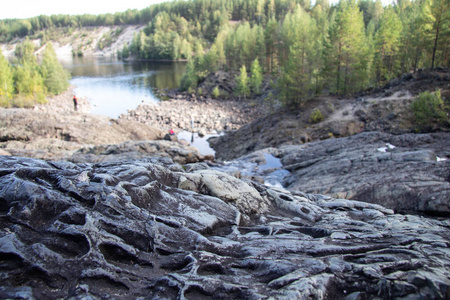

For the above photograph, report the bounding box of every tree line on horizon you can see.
[1,0,449,106]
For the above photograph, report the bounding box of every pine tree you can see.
[398,2,423,73]
[323,1,371,95]
[40,43,70,95]
[130,32,140,55]
[372,0,384,22]
[0,51,14,107]
[14,64,46,103]
[235,64,250,99]
[211,27,229,70]
[14,38,35,61]
[122,43,130,59]
[420,0,450,69]
[312,0,330,93]
[204,44,219,71]
[250,58,263,95]
[279,5,319,104]
[255,25,266,71]
[264,17,279,73]
[268,0,276,19]
[179,39,192,60]
[374,7,403,82]
[235,22,252,68]
[256,0,266,25]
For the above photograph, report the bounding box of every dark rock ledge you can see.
[278,131,450,217]
[0,155,449,299]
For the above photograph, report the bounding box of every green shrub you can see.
[310,108,324,123]
[411,90,447,125]
[98,33,113,50]
[212,86,220,99]
[11,97,39,108]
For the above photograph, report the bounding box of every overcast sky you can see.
[0,0,167,20]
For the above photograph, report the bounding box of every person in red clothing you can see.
[169,129,175,135]
[73,95,78,111]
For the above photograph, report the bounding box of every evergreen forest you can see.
[1,0,449,105]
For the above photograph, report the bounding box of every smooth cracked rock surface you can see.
[1,155,450,299]
[279,131,450,216]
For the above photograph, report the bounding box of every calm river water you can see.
[59,56,220,155]
[60,56,186,118]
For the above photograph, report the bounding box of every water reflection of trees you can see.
[142,62,186,90]
[65,57,186,90]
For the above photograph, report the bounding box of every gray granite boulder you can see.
[178,169,268,215]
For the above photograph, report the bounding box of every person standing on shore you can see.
[73,95,78,111]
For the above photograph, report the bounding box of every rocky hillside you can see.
[209,69,450,161]
[1,25,142,58]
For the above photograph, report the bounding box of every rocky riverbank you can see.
[0,86,208,164]
[119,93,266,133]
[1,155,450,299]
[208,131,450,217]
[0,81,264,162]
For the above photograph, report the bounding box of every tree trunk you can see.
[431,17,441,70]
[344,54,349,95]
[413,46,420,73]
[337,42,342,92]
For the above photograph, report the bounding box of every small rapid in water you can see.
[213,151,290,189]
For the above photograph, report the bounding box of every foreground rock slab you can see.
[1,155,449,299]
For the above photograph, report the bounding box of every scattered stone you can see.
[119,97,265,133]
[198,128,207,137]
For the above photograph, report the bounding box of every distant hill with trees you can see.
[1,0,449,105]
